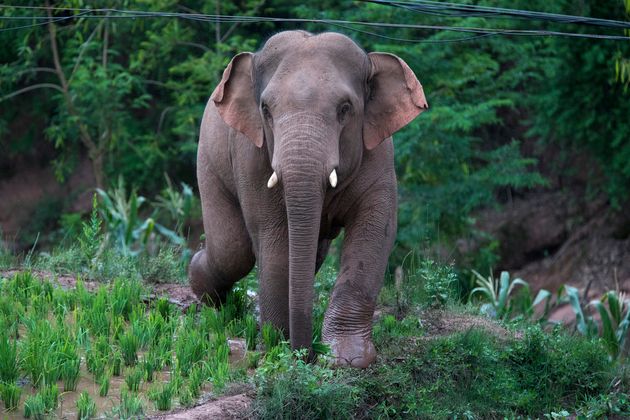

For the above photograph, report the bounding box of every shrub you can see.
[254,348,356,420]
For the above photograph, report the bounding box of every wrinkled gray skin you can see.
[189,31,427,368]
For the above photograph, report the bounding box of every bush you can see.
[254,348,357,420]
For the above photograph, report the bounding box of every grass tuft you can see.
[77,391,97,420]
[0,381,22,411]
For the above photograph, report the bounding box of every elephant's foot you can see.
[324,335,376,368]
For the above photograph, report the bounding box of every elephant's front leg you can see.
[257,228,291,336]
[322,187,397,368]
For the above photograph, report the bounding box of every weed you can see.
[125,366,143,392]
[77,391,97,420]
[0,382,22,410]
[79,194,103,272]
[149,381,175,411]
[139,246,187,283]
[576,392,630,417]
[421,259,458,308]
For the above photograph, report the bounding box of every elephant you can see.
[189,30,428,368]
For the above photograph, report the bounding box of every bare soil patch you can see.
[420,308,514,339]
[150,393,254,420]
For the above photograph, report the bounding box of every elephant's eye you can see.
[337,102,352,123]
[261,104,273,123]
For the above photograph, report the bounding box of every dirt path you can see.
[0,268,200,310]
[149,393,254,420]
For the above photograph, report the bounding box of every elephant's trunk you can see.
[274,113,334,355]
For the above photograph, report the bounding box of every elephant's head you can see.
[211,31,427,354]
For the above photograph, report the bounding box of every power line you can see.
[0,4,629,42]
[361,0,630,30]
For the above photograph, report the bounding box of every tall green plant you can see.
[470,270,529,319]
[97,177,185,255]
[589,291,630,359]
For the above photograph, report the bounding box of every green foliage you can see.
[261,322,283,351]
[470,270,530,319]
[174,329,206,376]
[60,355,81,392]
[78,194,103,272]
[527,1,630,206]
[149,381,175,411]
[420,259,459,308]
[23,393,46,419]
[351,326,614,418]
[0,382,21,411]
[125,366,143,392]
[254,348,357,420]
[576,391,630,418]
[153,174,198,237]
[99,372,111,397]
[0,333,18,383]
[113,390,144,419]
[590,291,630,359]
[566,287,630,359]
[97,177,184,255]
[77,391,97,420]
[244,314,258,351]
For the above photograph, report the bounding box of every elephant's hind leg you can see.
[190,176,255,306]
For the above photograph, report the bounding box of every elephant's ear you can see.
[363,53,428,150]
[211,52,263,148]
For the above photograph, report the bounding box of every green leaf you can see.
[591,301,618,357]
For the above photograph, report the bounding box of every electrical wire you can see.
[361,0,630,30]
[0,4,629,42]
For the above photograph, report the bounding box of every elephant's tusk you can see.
[329,169,337,188]
[267,171,278,188]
